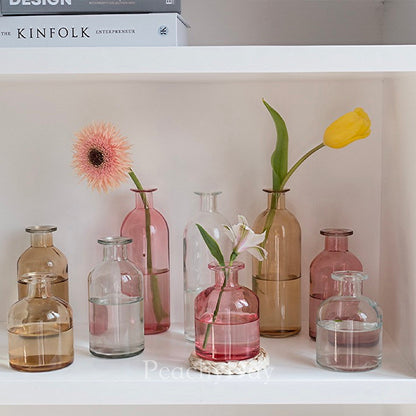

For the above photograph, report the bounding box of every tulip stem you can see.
[279,143,325,190]
[258,142,325,277]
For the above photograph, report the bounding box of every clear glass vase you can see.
[88,237,144,358]
[252,189,301,337]
[183,191,231,342]
[121,188,170,334]
[309,229,363,339]
[17,225,68,302]
[194,262,260,362]
[316,271,383,372]
[8,272,74,372]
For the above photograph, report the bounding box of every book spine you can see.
[1,0,181,15]
[0,13,188,47]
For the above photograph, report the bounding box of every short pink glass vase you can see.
[121,188,170,335]
[194,262,260,362]
[309,228,363,339]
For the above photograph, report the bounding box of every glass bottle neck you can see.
[199,194,218,212]
[325,236,349,252]
[214,268,240,288]
[135,192,154,209]
[338,277,363,297]
[103,245,128,261]
[27,279,52,299]
[267,193,286,210]
[30,233,53,248]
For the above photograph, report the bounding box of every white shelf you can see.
[1,45,416,79]
[0,323,414,406]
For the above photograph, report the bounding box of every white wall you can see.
[0,77,382,325]
[383,0,416,45]
[182,0,383,45]
[380,75,416,370]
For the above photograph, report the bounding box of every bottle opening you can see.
[25,225,57,233]
[98,236,132,246]
[19,272,60,284]
[262,188,290,194]
[208,261,245,271]
[321,228,353,237]
[130,188,157,193]
[331,271,368,282]
[194,191,222,196]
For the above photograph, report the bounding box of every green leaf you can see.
[196,224,225,267]
[263,99,288,191]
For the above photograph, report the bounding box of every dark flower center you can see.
[88,148,105,167]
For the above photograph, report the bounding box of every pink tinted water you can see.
[309,234,362,339]
[195,312,260,361]
[121,190,170,334]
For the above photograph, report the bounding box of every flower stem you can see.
[128,168,167,324]
[279,143,325,190]
[258,143,325,275]
[202,252,237,349]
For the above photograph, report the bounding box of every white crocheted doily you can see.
[189,348,270,375]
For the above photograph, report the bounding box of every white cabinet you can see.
[0,0,415,409]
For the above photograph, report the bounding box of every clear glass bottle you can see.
[88,237,144,358]
[316,271,382,372]
[183,191,230,342]
[8,272,74,372]
[17,225,68,302]
[195,262,260,362]
[252,189,301,337]
[121,189,170,334]
[309,229,363,339]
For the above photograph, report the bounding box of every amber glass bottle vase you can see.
[17,225,68,302]
[252,189,301,337]
[8,273,74,372]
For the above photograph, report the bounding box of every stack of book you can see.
[0,0,189,47]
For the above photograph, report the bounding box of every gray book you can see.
[0,13,189,46]
[1,0,181,15]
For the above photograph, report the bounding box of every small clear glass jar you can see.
[88,237,144,358]
[316,271,383,372]
[17,225,68,302]
[183,191,231,342]
[8,272,74,372]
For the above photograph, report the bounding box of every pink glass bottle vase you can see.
[121,188,170,334]
[194,262,260,362]
[309,228,363,339]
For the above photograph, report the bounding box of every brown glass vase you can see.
[252,189,301,337]
[17,226,68,302]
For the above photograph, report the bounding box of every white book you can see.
[0,12,189,47]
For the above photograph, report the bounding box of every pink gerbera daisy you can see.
[73,122,132,192]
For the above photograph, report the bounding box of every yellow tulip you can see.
[323,108,371,149]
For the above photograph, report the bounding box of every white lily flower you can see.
[223,215,268,261]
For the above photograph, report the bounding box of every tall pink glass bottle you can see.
[121,188,170,334]
[195,262,260,362]
[309,228,363,339]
